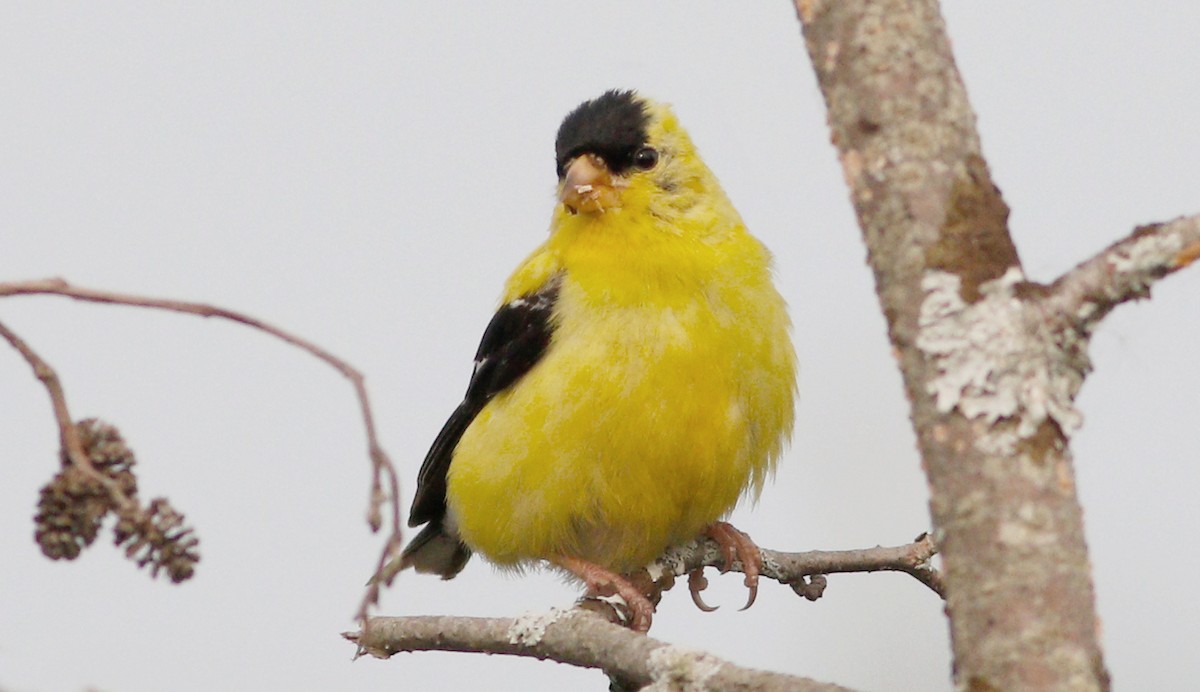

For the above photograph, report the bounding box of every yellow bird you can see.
[399,90,796,631]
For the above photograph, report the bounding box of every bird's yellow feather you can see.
[445,95,796,572]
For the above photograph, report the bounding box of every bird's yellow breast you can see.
[445,210,795,572]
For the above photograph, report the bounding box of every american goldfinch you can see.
[399,90,796,632]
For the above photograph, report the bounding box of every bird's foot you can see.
[554,555,655,633]
[687,568,718,612]
[694,521,762,611]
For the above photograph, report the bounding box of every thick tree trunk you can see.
[793,1,1109,688]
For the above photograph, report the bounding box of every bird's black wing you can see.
[407,278,561,528]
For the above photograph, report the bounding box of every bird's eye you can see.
[632,147,659,171]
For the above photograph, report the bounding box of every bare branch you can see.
[2,321,202,580]
[0,277,403,622]
[347,610,856,692]
[652,532,943,600]
[1042,214,1200,332]
[0,318,129,508]
[550,534,942,630]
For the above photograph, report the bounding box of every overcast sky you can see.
[2,3,1198,691]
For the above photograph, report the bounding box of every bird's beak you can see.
[559,154,622,214]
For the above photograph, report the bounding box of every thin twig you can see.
[1042,214,1200,333]
[0,319,135,510]
[0,277,403,624]
[653,532,944,599]
[347,609,856,692]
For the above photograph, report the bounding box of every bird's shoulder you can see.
[407,273,561,527]
[501,242,561,304]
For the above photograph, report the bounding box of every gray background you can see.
[2,3,1197,690]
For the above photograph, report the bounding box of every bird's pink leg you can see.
[554,555,655,633]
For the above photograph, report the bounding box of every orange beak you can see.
[559,154,622,214]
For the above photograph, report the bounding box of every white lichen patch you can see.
[917,268,1085,441]
[760,551,784,579]
[590,593,631,626]
[507,607,569,646]
[645,645,722,691]
[997,503,1058,547]
[652,540,704,580]
[972,428,1021,457]
[1107,230,1183,277]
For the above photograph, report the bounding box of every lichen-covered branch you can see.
[1042,214,1200,332]
[586,534,942,629]
[348,610,855,692]
[653,532,943,600]
[0,277,402,623]
[793,1,1113,689]
[348,536,939,687]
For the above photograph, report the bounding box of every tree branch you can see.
[793,1,1114,688]
[0,319,128,507]
[651,532,944,600]
[2,320,203,580]
[0,277,402,623]
[348,610,855,692]
[1042,214,1200,332]
[348,535,939,687]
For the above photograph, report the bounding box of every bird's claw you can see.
[687,568,719,612]
[555,555,655,632]
[704,521,763,611]
[741,573,759,611]
[613,590,655,632]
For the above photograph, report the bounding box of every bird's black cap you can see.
[555,90,651,179]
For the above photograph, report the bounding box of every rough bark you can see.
[351,610,854,692]
[793,1,1111,689]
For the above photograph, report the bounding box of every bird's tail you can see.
[373,522,473,584]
